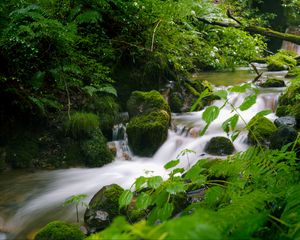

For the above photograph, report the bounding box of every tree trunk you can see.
[196,17,300,46]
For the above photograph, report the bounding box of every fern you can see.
[75,10,101,24]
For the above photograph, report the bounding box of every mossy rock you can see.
[267,50,297,71]
[127,111,169,156]
[204,137,235,156]
[127,90,170,118]
[247,116,277,146]
[259,78,285,88]
[278,83,300,106]
[286,67,300,78]
[34,221,84,240]
[276,106,293,117]
[84,184,124,232]
[65,112,100,139]
[6,134,39,169]
[81,131,114,167]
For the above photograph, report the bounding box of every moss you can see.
[276,106,293,117]
[65,112,100,139]
[286,67,300,78]
[267,50,297,71]
[204,137,235,156]
[34,221,84,240]
[247,116,277,146]
[169,93,184,113]
[81,131,114,167]
[127,111,169,156]
[278,83,300,106]
[127,90,171,118]
[260,78,285,88]
[6,134,39,169]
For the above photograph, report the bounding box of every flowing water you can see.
[0,67,289,240]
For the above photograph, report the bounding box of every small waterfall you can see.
[282,26,300,55]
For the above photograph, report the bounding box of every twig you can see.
[151,20,162,52]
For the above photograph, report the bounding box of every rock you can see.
[34,221,84,240]
[270,126,298,150]
[274,116,297,128]
[247,116,277,146]
[278,84,300,106]
[127,111,169,156]
[169,92,184,113]
[259,78,285,88]
[127,90,171,118]
[204,137,235,156]
[107,142,117,157]
[267,50,297,71]
[84,184,124,233]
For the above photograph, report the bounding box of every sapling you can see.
[64,194,88,223]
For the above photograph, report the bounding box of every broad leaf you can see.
[119,190,133,209]
[136,192,152,210]
[164,159,180,170]
[148,203,174,224]
[202,106,220,124]
[190,89,211,112]
[255,109,273,117]
[166,181,186,194]
[135,176,147,191]
[148,176,163,189]
[222,114,239,133]
[239,94,257,111]
[229,83,251,93]
[214,90,228,99]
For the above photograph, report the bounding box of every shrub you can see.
[65,112,100,139]
[34,221,84,240]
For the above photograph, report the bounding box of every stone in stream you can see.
[204,137,235,156]
[270,126,298,150]
[84,184,124,233]
[274,116,297,128]
[259,78,285,88]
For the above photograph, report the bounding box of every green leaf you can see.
[255,109,273,117]
[164,159,180,170]
[231,130,241,142]
[135,176,147,191]
[184,164,203,181]
[190,89,211,112]
[148,176,163,189]
[229,83,251,93]
[136,192,152,210]
[171,168,185,176]
[119,190,133,209]
[214,90,228,99]
[239,94,257,111]
[202,106,220,124]
[222,114,239,133]
[166,180,186,194]
[148,203,174,224]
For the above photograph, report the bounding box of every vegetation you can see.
[34,221,84,240]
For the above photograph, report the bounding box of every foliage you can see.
[65,112,99,139]
[34,221,84,240]
[266,50,297,71]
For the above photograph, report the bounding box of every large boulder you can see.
[274,116,297,128]
[34,221,84,240]
[247,116,277,146]
[270,126,298,150]
[127,111,170,156]
[127,90,170,118]
[84,184,124,233]
[204,137,235,156]
[259,78,285,88]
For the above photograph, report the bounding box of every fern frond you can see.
[75,10,101,24]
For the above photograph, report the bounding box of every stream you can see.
[0,66,289,240]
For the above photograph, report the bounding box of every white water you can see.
[0,70,288,239]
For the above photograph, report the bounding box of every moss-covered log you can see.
[196,17,300,46]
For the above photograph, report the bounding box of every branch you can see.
[196,17,300,46]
